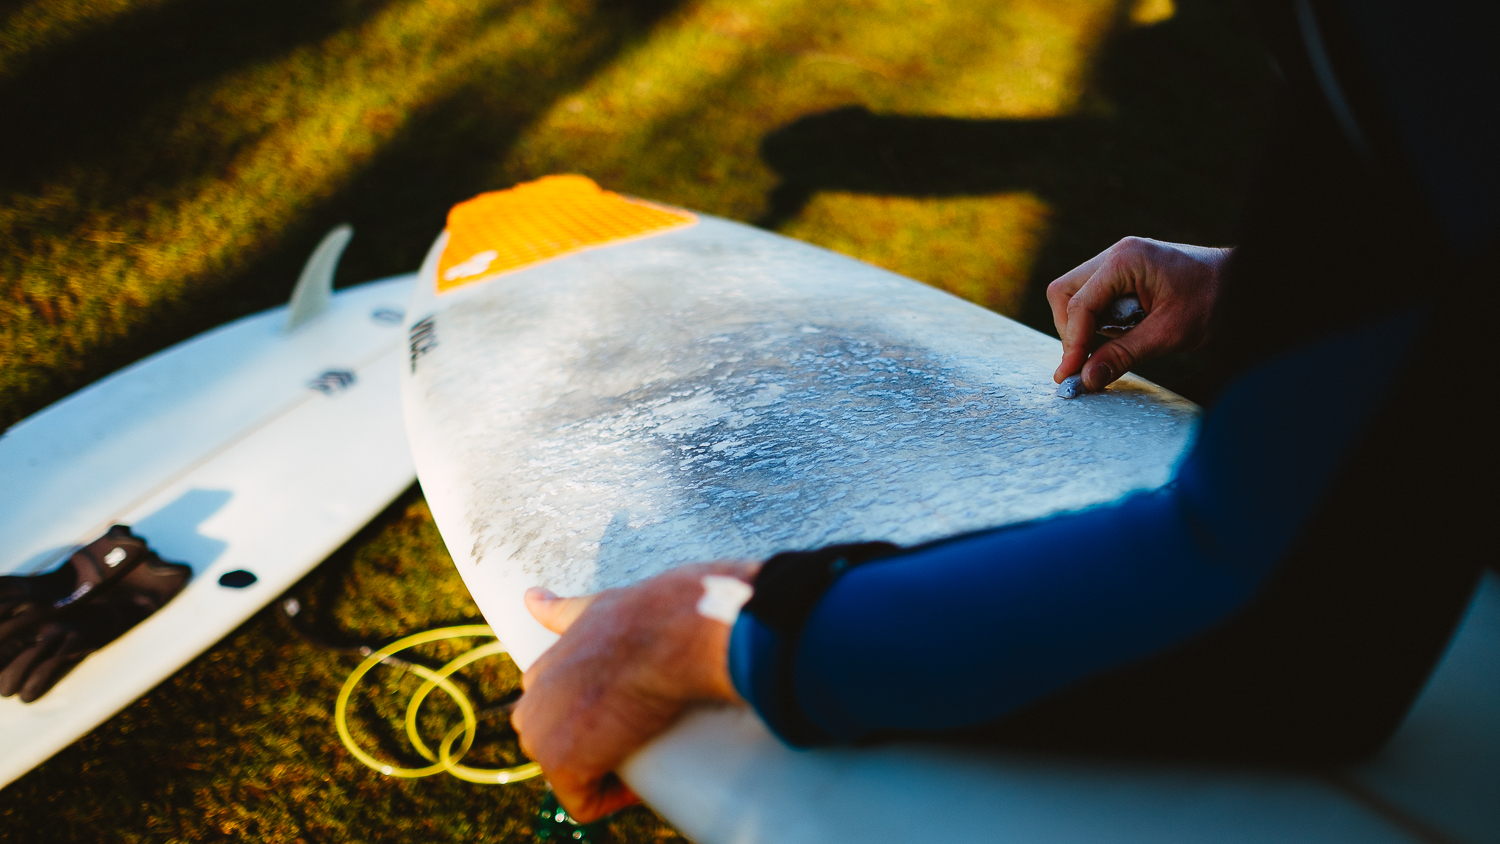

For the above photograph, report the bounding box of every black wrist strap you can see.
[743,541,903,638]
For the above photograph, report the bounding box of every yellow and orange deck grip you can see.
[436,175,697,294]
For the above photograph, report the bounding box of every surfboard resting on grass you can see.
[402,2,1495,841]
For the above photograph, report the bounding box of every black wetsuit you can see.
[729,0,1497,764]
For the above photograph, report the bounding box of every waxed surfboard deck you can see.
[0,274,418,789]
[402,184,1496,844]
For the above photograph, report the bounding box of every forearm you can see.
[733,307,1427,746]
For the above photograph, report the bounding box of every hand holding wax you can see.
[1047,237,1232,392]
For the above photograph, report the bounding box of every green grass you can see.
[0,0,1273,840]
[0,493,683,842]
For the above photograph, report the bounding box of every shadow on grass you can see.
[291,0,695,293]
[0,0,684,196]
[0,0,401,195]
[0,0,690,428]
[755,0,1276,394]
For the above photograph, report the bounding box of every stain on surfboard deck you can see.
[413,219,1197,597]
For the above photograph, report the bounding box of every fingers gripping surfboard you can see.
[402,178,1499,844]
[0,228,417,788]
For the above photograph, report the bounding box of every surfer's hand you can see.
[1048,237,1230,391]
[514,561,758,823]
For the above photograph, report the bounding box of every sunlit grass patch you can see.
[493,0,1126,332]
[504,0,1116,225]
[0,0,632,426]
[781,191,1050,316]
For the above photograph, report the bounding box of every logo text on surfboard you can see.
[436,175,696,293]
[309,370,356,395]
[408,316,437,372]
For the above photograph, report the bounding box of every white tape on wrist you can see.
[696,575,754,625]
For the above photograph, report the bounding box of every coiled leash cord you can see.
[278,599,541,785]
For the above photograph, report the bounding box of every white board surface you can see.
[403,213,1496,844]
[0,275,418,789]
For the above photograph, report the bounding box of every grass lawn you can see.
[0,0,1273,840]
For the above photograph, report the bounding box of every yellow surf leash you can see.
[333,624,541,785]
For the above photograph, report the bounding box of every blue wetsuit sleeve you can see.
[729,309,1425,745]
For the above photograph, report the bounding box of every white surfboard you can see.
[0,228,418,789]
[401,179,1497,844]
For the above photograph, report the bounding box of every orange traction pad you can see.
[436,175,697,293]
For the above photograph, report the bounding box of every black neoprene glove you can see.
[0,526,190,702]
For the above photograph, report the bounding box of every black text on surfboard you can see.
[308,370,356,395]
[408,316,437,373]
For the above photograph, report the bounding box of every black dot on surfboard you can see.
[218,570,257,588]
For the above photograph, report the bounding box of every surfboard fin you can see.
[284,224,353,333]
